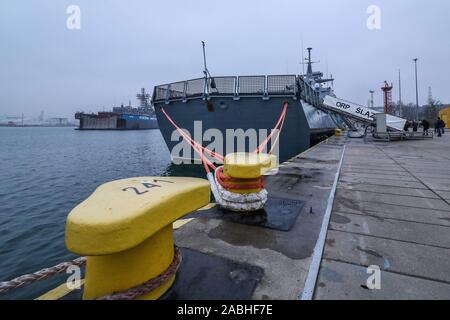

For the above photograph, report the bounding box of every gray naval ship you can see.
[152,48,348,163]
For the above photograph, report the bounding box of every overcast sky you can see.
[1,0,449,118]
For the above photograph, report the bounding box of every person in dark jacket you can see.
[422,119,430,136]
[439,119,446,135]
[404,121,411,132]
[437,117,443,137]
[412,121,418,132]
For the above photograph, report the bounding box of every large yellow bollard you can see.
[222,153,277,194]
[65,177,210,300]
[335,128,343,137]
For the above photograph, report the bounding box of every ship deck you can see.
[172,132,450,300]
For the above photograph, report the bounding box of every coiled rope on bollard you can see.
[214,166,268,212]
[160,102,289,212]
[97,247,182,300]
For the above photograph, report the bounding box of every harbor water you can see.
[0,127,204,299]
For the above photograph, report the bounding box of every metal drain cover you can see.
[189,197,305,231]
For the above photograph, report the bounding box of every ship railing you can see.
[237,75,266,97]
[267,75,296,97]
[207,76,237,97]
[167,81,186,100]
[297,76,323,108]
[185,78,205,99]
[152,75,297,103]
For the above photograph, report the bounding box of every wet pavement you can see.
[174,133,450,300]
[315,133,450,300]
[174,139,344,299]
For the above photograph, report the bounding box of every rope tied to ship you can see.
[0,247,182,300]
[160,102,289,212]
[214,166,269,212]
[215,166,265,190]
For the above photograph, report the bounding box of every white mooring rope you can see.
[208,166,268,212]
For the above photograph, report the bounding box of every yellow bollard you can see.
[335,128,342,137]
[65,177,210,300]
[222,153,277,194]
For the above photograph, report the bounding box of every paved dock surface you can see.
[175,141,343,299]
[174,133,450,300]
[315,133,450,299]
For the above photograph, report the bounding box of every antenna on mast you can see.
[202,41,208,79]
[398,69,403,117]
[300,47,320,76]
[201,41,216,92]
[301,39,305,75]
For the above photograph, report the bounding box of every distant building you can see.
[439,107,450,128]
[49,118,69,126]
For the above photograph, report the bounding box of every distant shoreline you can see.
[0,124,77,128]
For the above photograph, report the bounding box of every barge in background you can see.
[152,48,350,163]
[75,88,158,130]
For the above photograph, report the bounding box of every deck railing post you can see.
[182,81,187,102]
[165,84,171,105]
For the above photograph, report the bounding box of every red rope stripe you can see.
[161,108,218,173]
[160,102,288,175]
[160,108,224,163]
[255,102,289,154]
[216,167,265,190]
[269,107,287,154]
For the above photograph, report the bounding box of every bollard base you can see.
[83,225,175,300]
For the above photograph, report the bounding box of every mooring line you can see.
[300,144,346,300]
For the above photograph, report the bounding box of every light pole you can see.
[398,69,403,118]
[413,58,419,121]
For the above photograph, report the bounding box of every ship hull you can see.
[118,114,159,130]
[154,97,336,163]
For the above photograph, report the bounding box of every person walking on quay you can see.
[404,121,411,132]
[437,117,443,137]
[439,118,446,135]
[412,121,419,133]
[435,118,441,136]
[422,119,430,136]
